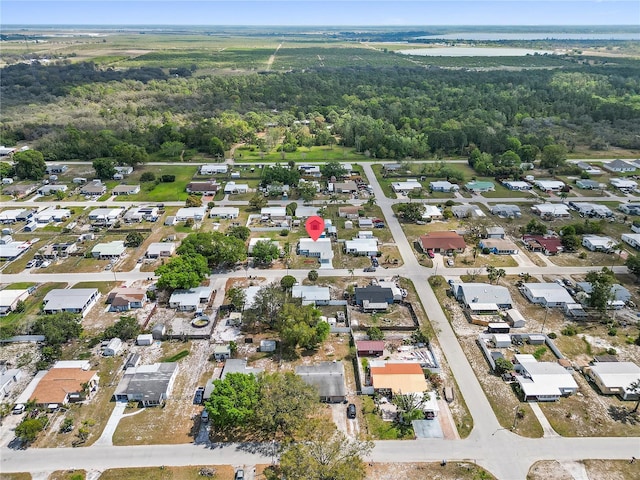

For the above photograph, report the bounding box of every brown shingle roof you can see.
[30,368,98,404]
[419,231,466,251]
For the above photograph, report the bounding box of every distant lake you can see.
[398,47,555,57]
[416,33,640,41]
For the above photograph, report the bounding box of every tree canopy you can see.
[13,150,46,180]
[252,240,280,265]
[396,203,424,223]
[205,372,260,430]
[92,158,116,180]
[177,232,247,268]
[155,253,209,290]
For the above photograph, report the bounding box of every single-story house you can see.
[521,283,574,307]
[503,181,532,191]
[248,238,281,254]
[37,242,76,260]
[577,162,602,175]
[200,164,228,175]
[479,238,519,255]
[103,338,123,357]
[89,207,126,223]
[621,233,640,250]
[354,285,394,308]
[294,205,319,218]
[522,235,563,255]
[383,163,403,172]
[418,231,466,254]
[356,340,385,357]
[0,288,29,316]
[2,184,37,198]
[261,207,287,220]
[35,207,71,224]
[203,359,264,402]
[358,217,374,228]
[296,362,347,403]
[452,205,486,218]
[136,334,153,346]
[485,227,505,239]
[531,204,571,218]
[175,207,206,221]
[584,362,640,400]
[391,179,422,193]
[209,207,239,219]
[330,181,358,194]
[113,362,178,407]
[429,181,459,192]
[112,184,140,196]
[291,285,331,306]
[80,181,106,196]
[43,288,99,317]
[369,362,428,395]
[186,181,220,195]
[25,361,99,407]
[106,288,147,312]
[575,179,603,190]
[146,242,176,258]
[91,240,126,259]
[533,180,565,192]
[338,206,361,219]
[465,181,495,193]
[213,344,232,361]
[610,178,638,191]
[619,203,640,215]
[0,209,29,224]
[114,166,133,175]
[0,238,30,260]
[344,238,379,256]
[169,286,213,311]
[451,283,513,310]
[582,235,615,252]
[299,165,321,177]
[576,282,631,307]
[45,165,68,174]
[297,238,334,268]
[223,182,249,194]
[37,184,68,196]
[514,354,578,402]
[422,205,444,220]
[604,159,636,173]
[377,281,403,302]
[569,202,613,218]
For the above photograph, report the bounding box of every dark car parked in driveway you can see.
[347,403,356,419]
[194,386,205,404]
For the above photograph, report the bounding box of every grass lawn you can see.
[361,396,414,440]
[72,281,119,294]
[0,282,67,337]
[112,165,198,202]
[49,471,86,480]
[5,282,36,290]
[367,462,496,480]
[98,466,235,480]
[481,182,535,199]
[234,145,363,163]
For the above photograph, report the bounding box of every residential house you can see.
[0,209,29,224]
[213,344,231,361]
[522,235,563,255]
[89,207,126,224]
[452,204,486,218]
[0,238,30,260]
[169,286,213,311]
[186,181,220,195]
[619,203,640,215]
[479,238,519,255]
[24,361,99,407]
[103,338,123,357]
[223,182,249,194]
[80,181,106,197]
[358,217,374,228]
[145,242,176,258]
[113,166,133,176]
[429,181,459,192]
[296,362,347,403]
[485,227,505,239]
[383,163,403,173]
[203,359,264,402]
[45,165,68,174]
[610,178,638,191]
[113,363,178,407]
[576,162,602,175]
[564,303,588,318]
[514,354,578,402]
[422,205,444,221]
[294,205,319,218]
[533,180,565,192]
[584,362,640,400]
[576,282,630,308]
[299,165,321,177]
[465,180,495,193]
[356,340,385,357]
[36,242,77,260]
[199,164,228,175]
[112,184,140,196]
[344,238,379,256]
[91,240,126,259]
[582,235,615,252]
[248,238,281,254]
[521,283,574,307]
[42,288,99,317]
[175,207,206,222]
[35,207,70,224]
[297,238,334,268]
[338,206,361,219]
[37,184,68,196]
[369,362,428,395]
[354,285,394,311]
[503,181,532,191]
[123,206,158,223]
[209,207,239,219]
[2,184,37,198]
[330,181,358,194]
[391,179,422,193]
[291,285,331,306]
[603,159,636,173]
[377,281,404,302]
[569,202,613,218]
[261,207,287,220]
[621,233,640,250]
[575,179,603,190]
[451,283,513,310]
[418,231,466,254]
[531,204,571,218]
[0,289,29,316]
[106,288,147,312]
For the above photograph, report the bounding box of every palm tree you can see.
[559,191,568,203]
[629,379,640,412]
[348,269,354,280]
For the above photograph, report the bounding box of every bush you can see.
[140,172,156,182]
[308,270,318,282]
[533,347,547,360]
[161,174,176,182]
[279,229,289,237]
[606,348,617,355]
[547,332,557,339]
[561,325,577,336]
[608,327,618,336]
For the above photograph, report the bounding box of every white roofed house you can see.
[584,362,640,400]
[569,202,613,218]
[223,182,249,194]
[145,242,176,258]
[91,240,126,259]
[37,184,68,196]
[89,207,126,224]
[297,237,333,269]
[450,283,513,312]
[0,289,29,316]
[429,181,459,192]
[209,207,239,219]
[329,181,358,194]
[112,184,140,196]
[604,159,636,173]
[531,203,571,218]
[114,166,133,176]
[296,362,347,403]
[521,283,574,307]
[503,181,532,191]
[514,354,578,402]
[422,205,444,220]
[42,288,99,317]
[200,164,228,175]
[344,238,379,256]
[113,362,178,407]
[35,207,71,224]
[248,238,281,254]
[621,233,640,250]
[291,285,331,306]
[80,180,107,196]
[169,286,213,311]
[582,235,615,252]
[391,179,422,193]
[533,180,565,192]
[175,207,206,222]
[261,207,287,220]
[610,178,638,191]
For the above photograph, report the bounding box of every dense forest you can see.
[1,59,639,160]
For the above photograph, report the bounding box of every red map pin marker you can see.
[305,215,325,241]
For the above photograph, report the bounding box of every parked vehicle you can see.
[234,469,244,480]
[347,403,356,419]
[364,266,376,272]
[194,386,205,405]
[25,260,36,268]
[446,258,454,266]
[12,404,25,415]
[426,249,435,259]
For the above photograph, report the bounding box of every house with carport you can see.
[296,362,347,403]
[113,362,178,407]
[209,207,239,219]
[146,242,176,258]
[291,285,331,306]
[521,283,574,307]
[514,354,578,402]
[42,288,99,317]
[584,361,640,400]
[169,286,213,311]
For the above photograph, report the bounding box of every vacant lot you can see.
[97,466,235,480]
[366,462,496,480]
[527,460,640,480]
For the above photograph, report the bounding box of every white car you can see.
[40,261,51,268]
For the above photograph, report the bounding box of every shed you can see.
[103,337,123,356]
[356,340,385,357]
[136,334,153,346]
[492,334,512,348]
[527,334,546,345]
[152,324,165,340]
[125,353,141,369]
[260,339,277,352]
[487,322,510,334]
[505,309,526,328]
[213,344,231,361]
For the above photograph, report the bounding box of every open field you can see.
[97,466,235,480]
[366,462,497,480]
[528,460,640,480]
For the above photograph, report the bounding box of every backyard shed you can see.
[136,334,153,346]
[492,334,512,348]
[103,338,122,356]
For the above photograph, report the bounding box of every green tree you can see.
[276,304,330,351]
[155,254,209,290]
[185,195,202,207]
[208,137,225,157]
[177,232,247,268]
[125,231,144,247]
[15,417,46,443]
[247,282,287,327]
[540,144,567,170]
[255,371,318,436]
[298,182,318,203]
[205,373,260,429]
[13,150,46,180]
[280,275,297,290]
[103,316,141,341]
[140,172,156,182]
[367,326,384,341]
[393,393,427,429]
[524,219,547,235]
[32,312,82,347]
[159,141,185,158]
[584,268,616,315]
[286,202,298,217]
[249,193,268,210]
[54,189,66,201]
[226,287,246,311]
[252,240,280,265]
[628,379,640,413]
[494,357,514,375]
[0,162,14,179]
[396,203,425,223]
[280,419,372,480]
[518,144,540,162]
[92,158,116,180]
[308,270,319,282]
[561,234,579,252]
[113,143,148,167]
[227,225,251,241]
[625,254,640,279]
[320,160,347,180]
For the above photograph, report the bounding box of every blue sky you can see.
[2,1,639,26]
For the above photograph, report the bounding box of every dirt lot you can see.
[350,303,417,329]
[97,466,235,480]
[366,462,496,480]
[528,460,640,480]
